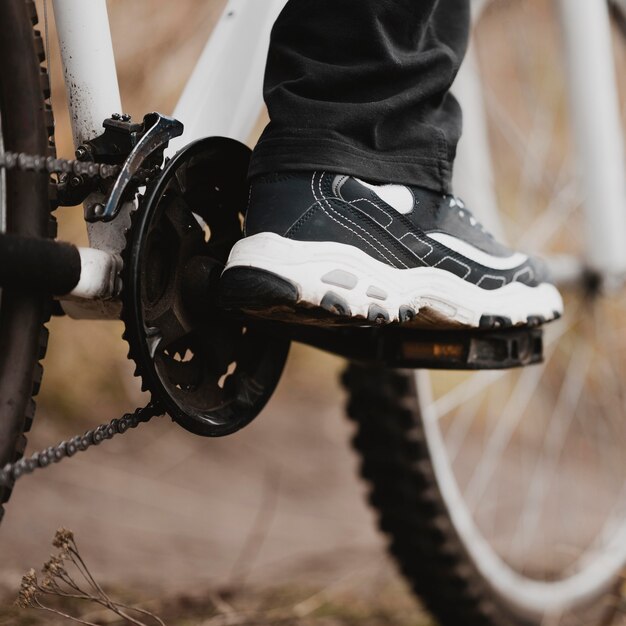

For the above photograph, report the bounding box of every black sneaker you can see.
[220,171,563,328]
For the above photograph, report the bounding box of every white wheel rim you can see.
[418,350,626,614]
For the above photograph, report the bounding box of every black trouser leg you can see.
[249,0,470,193]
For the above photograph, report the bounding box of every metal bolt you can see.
[111,113,121,120]
[120,113,131,122]
[70,175,82,187]
[92,203,105,217]
[75,146,88,160]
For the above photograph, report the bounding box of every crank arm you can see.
[0,232,120,299]
[85,112,184,223]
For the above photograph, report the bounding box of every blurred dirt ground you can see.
[0,345,422,624]
[0,344,392,591]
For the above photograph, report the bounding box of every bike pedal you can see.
[251,319,544,371]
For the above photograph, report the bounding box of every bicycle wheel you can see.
[0,0,55,522]
[345,2,626,625]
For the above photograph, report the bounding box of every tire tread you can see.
[343,364,518,626]
[0,0,56,521]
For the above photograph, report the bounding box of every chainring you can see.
[122,137,290,437]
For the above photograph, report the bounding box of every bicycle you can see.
[1,1,625,625]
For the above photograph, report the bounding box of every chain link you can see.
[0,402,163,489]
[0,150,120,179]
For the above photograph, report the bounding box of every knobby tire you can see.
[0,0,56,522]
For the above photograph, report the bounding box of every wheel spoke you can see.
[508,341,591,569]
[464,364,545,512]
[423,370,506,423]
[443,393,483,464]
[518,180,580,252]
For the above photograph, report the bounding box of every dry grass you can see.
[4,583,430,626]
[4,529,429,626]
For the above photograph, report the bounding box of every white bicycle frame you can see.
[50,0,626,319]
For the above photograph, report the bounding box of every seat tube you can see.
[557,0,626,278]
[52,0,123,147]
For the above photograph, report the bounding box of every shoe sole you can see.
[220,232,564,329]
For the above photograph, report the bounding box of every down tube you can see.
[558,0,626,278]
[169,0,287,153]
[52,0,123,147]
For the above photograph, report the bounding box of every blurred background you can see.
[1,1,626,625]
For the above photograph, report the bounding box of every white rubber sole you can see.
[224,232,564,328]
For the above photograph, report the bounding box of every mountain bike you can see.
[1,1,625,625]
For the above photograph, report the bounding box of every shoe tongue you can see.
[336,175,445,218]
[353,178,415,215]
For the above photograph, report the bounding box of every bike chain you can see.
[0,149,120,179]
[0,149,164,489]
[0,403,163,489]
